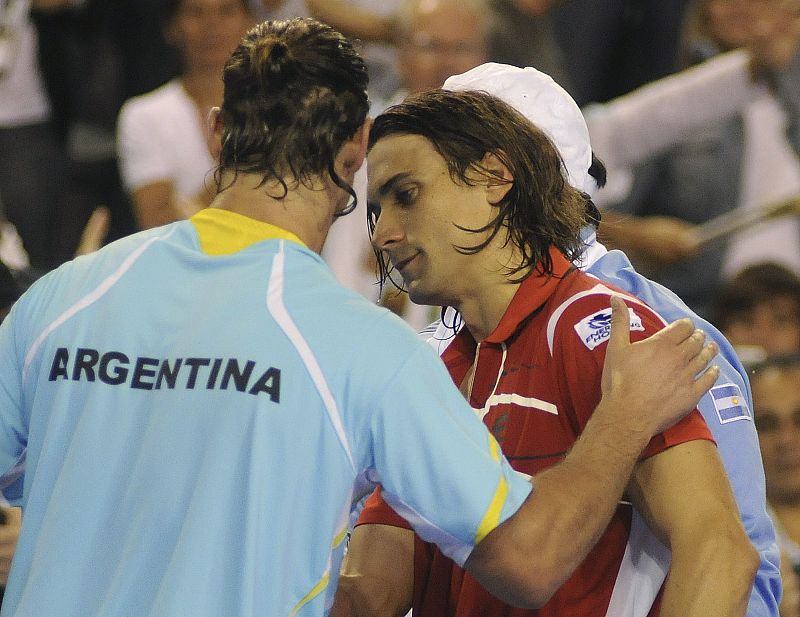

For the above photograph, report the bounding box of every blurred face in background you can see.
[752,365,800,505]
[705,0,757,48]
[398,0,489,93]
[169,0,254,72]
[724,296,800,356]
[705,0,800,50]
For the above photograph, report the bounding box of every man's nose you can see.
[371,209,403,251]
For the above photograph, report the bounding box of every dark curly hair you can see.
[215,18,370,215]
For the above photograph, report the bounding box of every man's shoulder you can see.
[543,275,662,357]
[281,263,433,366]
[16,225,186,320]
[547,268,627,311]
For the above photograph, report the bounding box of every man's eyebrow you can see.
[374,172,412,200]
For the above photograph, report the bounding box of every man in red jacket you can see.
[334,82,757,616]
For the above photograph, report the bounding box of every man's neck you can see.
[458,279,520,343]
[208,172,340,254]
[456,243,528,343]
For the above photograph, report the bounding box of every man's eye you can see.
[395,187,417,205]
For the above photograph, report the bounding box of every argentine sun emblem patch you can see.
[710,383,752,424]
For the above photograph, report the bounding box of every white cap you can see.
[442,62,596,195]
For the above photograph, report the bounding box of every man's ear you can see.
[336,118,373,179]
[480,151,514,205]
[352,118,373,169]
[207,107,224,161]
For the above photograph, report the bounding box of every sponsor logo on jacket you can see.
[574,307,644,350]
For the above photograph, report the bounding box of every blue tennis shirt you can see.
[0,208,531,617]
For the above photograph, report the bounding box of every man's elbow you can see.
[718,523,760,582]
[465,518,583,609]
[466,553,565,609]
[734,534,760,587]
[721,528,760,607]
[683,519,759,590]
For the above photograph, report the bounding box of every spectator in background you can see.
[116,0,253,230]
[712,262,800,363]
[30,0,169,254]
[0,0,75,272]
[597,0,800,318]
[301,0,569,105]
[751,353,800,617]
[293,0,496,109]
[386,0,489,106]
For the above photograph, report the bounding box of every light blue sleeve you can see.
[355,337,531,568]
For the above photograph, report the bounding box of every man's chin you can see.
[406,284,425,306]
[407,284,440,309]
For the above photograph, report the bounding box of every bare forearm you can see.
[629,440,758,617]
[332,573,410,617]
[597,212,701,273]
[333,524,413,617]
[660,530,757,617]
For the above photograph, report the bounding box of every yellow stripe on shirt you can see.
[475,433,509,544]
[288,571,330,617]
[286,529,348,616]
[332,527,348,549]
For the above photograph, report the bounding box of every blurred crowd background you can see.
[1,0,800,613]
